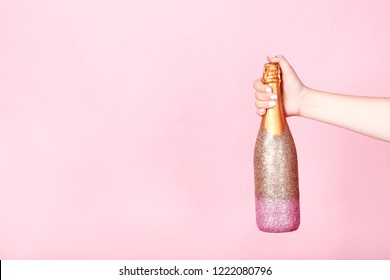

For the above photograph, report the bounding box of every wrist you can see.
[297,86,312,117]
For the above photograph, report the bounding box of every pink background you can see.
[0,0,389,259]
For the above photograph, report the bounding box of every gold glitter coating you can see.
[254,126,299,200]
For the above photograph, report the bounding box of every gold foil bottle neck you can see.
[261,62,287,135]
[262,63,281,84]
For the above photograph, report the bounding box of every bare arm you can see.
[253,55,390,142]
[300,88,390,141]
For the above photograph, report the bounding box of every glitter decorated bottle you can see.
[254,62,300,232]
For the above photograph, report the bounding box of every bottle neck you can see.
[261,81,287,135]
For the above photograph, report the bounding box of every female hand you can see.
[254,55,390,141]
[253,55,307,117]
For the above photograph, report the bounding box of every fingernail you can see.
[269,101,276,107]
[267,54,276,58]
[270,94,278,100]
[265,87,272,93]
[259,108,266,114]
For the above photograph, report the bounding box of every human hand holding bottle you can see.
[253,55,390,142]
[253,55,307,117]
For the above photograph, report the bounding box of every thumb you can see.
[267,55,294,74]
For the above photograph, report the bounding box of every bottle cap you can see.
[262,62,281,84]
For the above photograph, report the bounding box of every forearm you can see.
[299,88,390,142]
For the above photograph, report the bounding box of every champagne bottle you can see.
[254,62,300,233]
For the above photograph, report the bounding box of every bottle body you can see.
[254,63,300,232]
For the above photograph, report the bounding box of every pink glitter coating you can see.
[255,196,300,233]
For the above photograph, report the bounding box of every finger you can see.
[253,78,273,93]
[255,90,277,101]
[255,99,277,109]
[256,108,266,116]
[267,54,293,73]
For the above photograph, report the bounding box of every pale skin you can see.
[254,55,390,142]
